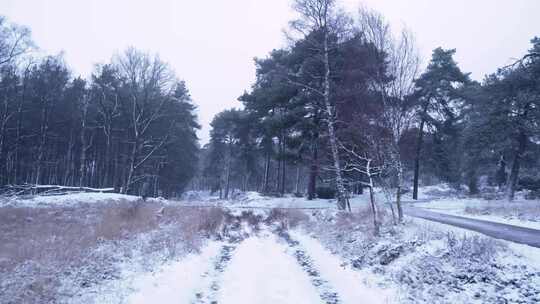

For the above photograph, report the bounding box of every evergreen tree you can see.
[412,48,470,198]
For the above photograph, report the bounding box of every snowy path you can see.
[404,207,540,247]
[192,243,238,303]
[126,241,223,304]
[216,234,325,304]
[124,231,391,304]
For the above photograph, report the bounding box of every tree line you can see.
[0,16,200,197]
[200,0,540,222]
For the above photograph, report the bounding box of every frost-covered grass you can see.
[0,199,229,304]
[291,204,540,303]
[3,189,539,303]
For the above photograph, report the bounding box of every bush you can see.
[316,186,336,199]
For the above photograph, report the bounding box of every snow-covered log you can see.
[0,184,116,196]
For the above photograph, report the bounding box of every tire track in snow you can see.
[192,243,238,304]
[278,230,340,304]
[215,234,325,303]
[290,231,394,304]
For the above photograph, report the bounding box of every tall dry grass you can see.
[0,199,228,304]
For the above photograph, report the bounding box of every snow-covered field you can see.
[1,188,539,303]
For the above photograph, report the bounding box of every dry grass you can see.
[0,200,229,304]
[265,208,310,230]
[445,232,504,263]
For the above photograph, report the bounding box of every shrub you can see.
[445,233,503,263]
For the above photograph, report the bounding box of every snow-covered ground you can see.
[2,187,540,303]
[75,219,394,304]
[0,192,140,208]
[125,241,223,304]
[216,235,325,304]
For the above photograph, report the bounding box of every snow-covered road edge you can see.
[290,230,396,304]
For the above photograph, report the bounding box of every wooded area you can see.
[0,17,199,197]
[197,0,540,220]
[0,0,539,212]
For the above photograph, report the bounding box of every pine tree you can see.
[412,48,470,199]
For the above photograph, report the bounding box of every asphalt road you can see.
[404,207,540,248]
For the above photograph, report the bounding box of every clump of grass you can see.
[265,208,309,231]
[445,232,504,263]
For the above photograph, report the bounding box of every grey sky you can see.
[2,0,539,143]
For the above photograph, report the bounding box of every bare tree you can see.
[114,48,175,194]
[357,7,421,222]
[91,64,121,188]
[78,90,92,187]
[0,16,33,67]
[340,141,382,235]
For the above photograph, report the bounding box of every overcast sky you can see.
[2,0,539,143]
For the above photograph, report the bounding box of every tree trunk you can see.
[224,145,232,199]
[308,137,318,200]
[496,154,507,190]
[102,121,113,187]
[35,98,50,186]
[276,135,282,193]
[79,107,88,187]
[368,185,379,235]
[506,129,527,201]
[263,153,270,193]
[295,164,301,194]
[280,158,286,196]
[323,31,347,210]
[395,157,404,222]
[64,130,74,185]
[413,103,429,200]
[124,138,138,194]
[13,92,23,184]
[366,160,379,234]
[0,118,7,185]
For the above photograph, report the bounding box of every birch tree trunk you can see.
[323,30,347,210]
[506,129,527,201]
[124,138,138,194]
[392,143,404,222]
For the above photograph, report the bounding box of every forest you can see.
[0,0,539,208]
[198,1,540,216]
[3,1,540,304]
[0,17,199,197]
